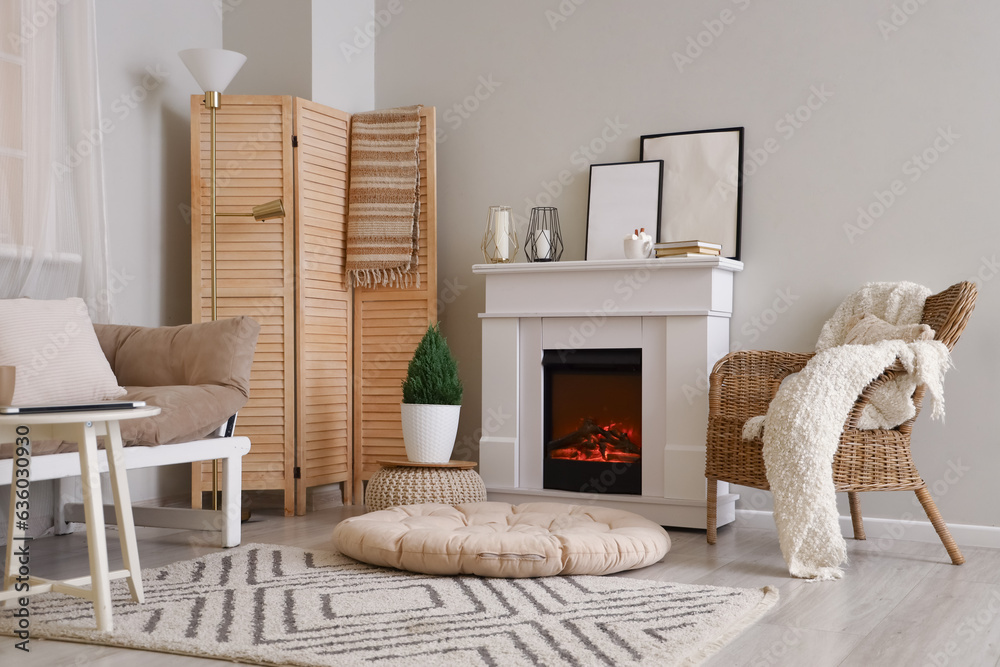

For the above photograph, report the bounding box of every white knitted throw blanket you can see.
[749,282,951,580]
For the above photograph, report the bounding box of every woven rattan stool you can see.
[365,459,487,511]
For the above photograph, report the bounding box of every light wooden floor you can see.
[3,506,1000,666]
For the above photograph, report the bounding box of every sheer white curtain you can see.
[0,0,111,322]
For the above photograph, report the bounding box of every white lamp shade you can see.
[178,48,247,93]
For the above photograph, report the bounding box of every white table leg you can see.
[104,419,143,603]
[76,420,113,633]
[221,451,242,548]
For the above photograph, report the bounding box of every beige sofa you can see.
[0,316,260,547]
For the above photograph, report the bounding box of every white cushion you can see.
[333,501,671,577]
[0,298,126,405]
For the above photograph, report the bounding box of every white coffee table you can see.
[0,405,159,632]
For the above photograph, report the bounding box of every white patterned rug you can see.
[0,544,777,666]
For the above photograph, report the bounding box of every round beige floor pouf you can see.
[333,502,671,577]
[365,465,487,511]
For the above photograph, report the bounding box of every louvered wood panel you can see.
[294,98,352,515]
[353,107,438,500]
[190,95,296,515]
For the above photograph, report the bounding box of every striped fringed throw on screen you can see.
[345,105,422,288]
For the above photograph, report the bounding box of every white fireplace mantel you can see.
[474,257,742,528]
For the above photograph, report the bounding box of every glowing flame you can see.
[548,419,641,463]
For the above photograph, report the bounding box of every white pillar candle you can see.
[534,229,551,259]
[494,209,510,260]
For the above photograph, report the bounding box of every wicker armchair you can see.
[704,282,977,565]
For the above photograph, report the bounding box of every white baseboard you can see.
[736,509,1000,550]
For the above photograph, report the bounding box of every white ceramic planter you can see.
[400,403,461,463]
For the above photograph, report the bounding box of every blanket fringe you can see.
[348,266,420,289]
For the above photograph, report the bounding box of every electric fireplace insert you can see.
[542,348,642,495]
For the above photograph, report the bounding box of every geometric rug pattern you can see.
[0,544,778,666]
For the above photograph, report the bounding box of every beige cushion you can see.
[95,316,258,394]
[845,313,934,345]
[116,385,248,446]
[0,298,126,405]
[333,501,671,577]
[95,317,260,446]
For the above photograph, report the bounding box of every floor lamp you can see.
[180,48,285,513]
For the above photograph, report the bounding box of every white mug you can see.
[623,236,653,259]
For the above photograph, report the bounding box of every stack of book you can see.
[654,240,722,258]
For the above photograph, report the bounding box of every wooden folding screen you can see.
[352,108,438,500]
[192,98,436,513]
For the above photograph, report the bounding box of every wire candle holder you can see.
[481,205,519,263]
[525,207,564,262]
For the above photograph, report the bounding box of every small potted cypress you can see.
[400,323,463,463]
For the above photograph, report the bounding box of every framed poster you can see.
[640,127,743,260]
[585,160,663,260]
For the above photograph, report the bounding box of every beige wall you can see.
[373,0,1000,528]
[223,0,312,98]
[312,0,376,113]
[224,0,376,111]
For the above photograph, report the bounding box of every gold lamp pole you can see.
[180,49,284,513]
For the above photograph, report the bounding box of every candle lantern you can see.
[481,205,518,263]
[525,206,564,262]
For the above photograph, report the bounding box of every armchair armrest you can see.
[710,349,814,378]
[712,351,919,433]
[708,350,814,422]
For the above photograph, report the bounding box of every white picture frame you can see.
[585,160,664,261]
[640,127,743,260]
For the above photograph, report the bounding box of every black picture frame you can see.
[584,160,664,261]
[639,127,743,260]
